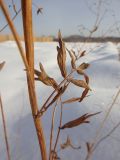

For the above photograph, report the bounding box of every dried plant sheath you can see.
[67,48,76,69]
[21,1,47,159]
[77,63,90,70]
[68,78,90,90]
[60,112,101,129]
[57,31,67,78]
[34,63,58,89]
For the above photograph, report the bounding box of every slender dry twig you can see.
[85,87,120,160]
[53,97,63,152]
[0,95,11,160]
[93,121,120,151]
[49,100,59,160]
[0,1,47,159]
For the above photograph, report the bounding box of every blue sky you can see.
[0,0,120,37]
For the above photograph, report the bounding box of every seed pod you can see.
[34,63,58,89]
[68,78,90,90]
[57,30,67,78]
[67,48,76,69]
[60,112,101,129]
[77,63,90,70]
[63,97,80,104]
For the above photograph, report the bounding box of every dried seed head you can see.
[67,48,76,69]
[60,112,101,129]
[57,30,67,78]
[68,78,90,90]
[34,62,58,89]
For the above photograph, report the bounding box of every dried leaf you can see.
[63,97,80,104]
[57,30,67,78]
[71,49,77,60]
[61,136,81,150]
[79,50,86,57]
[77,63,90,75]
[0,61,5,71]
[60,112,101,129]
[61,136,71,149]
[79,88,89,102]
[90,26,98,33]
[34,63,58,89]
[68,78,90,90]
[67,48,76,69]
[78,63,90,70]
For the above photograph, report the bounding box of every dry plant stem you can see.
[49,100,59,160]
[93,121,120,151]
[0,95,11,160]
[21,1,47,159]
[85,88,120,160]
[0,1,47,159]
[53,97,63,152]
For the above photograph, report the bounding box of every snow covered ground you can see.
[0,41,120,160]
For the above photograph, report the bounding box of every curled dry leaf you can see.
[60,112,101,129]
[57,30,67,78]
[77,63,90,70]
[79,88,89,102]
[67,48,76,69]
[77,63,90,75]
[68,78,90,90]
[61,136,81,150]
[34,62,58,89]
[0,61,5,71]
[60,136,71,149]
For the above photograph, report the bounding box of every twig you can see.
[49,100,59,160]
[85,87,120,160]
[0,1,47,159]
[0,95,11,160]
[53,97,63,152]
[93,121,120,151]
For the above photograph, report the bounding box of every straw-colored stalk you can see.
[0,1,47,159]
[0,95,11,160]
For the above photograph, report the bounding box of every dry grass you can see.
[0,1,120,160]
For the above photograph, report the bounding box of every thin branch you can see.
[93,121,120,151]
[53,97,63,152]
[85,87,120,160]
[49,100,59,160]
[0,1,47,159]
[0,95,11,160]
